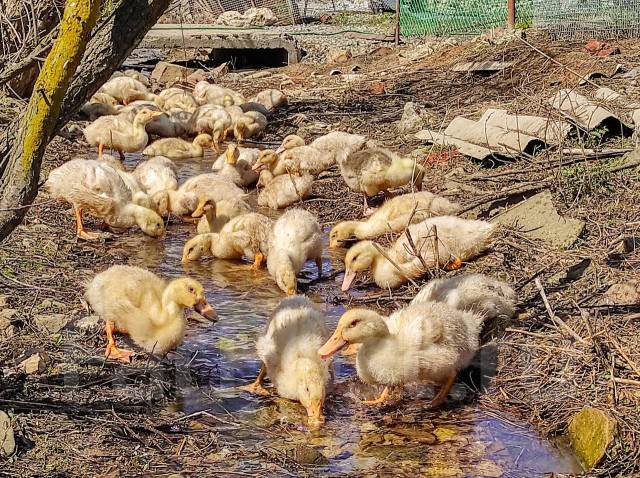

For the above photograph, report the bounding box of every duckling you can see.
[267,209,323,295]
[190,105,232,147]
[85,265,217,362]
[196,198,252,234]
[45,159,165,240]
[342,216,496,291]
[414,273,517,321]
[213,143,259,187]
[224,104,245,131]
[310,131,367,162]
[193,81,245,106]
[242,296,332,427]
[240,101,270,117]
[183,212,273,268]
[329,191,461,248]
[155,87,198,112]
[118,103,182,137]
[253,88,288,111]
[252,149,287,177]
[112,70,151,88]
[212,142,260,171]
[133,156,178,195]
[89,92,119,106]
[234,111,267,141]
[143,133,214,159]
[339,148,425,213]
[257,173,313,209]
[98,76,156,104]
[257,169,275,188]
[84,108,161,159]
[178,173,247,217]
[255,145,333,178]
[80,102,119,121]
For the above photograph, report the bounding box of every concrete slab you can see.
[491,190,585,249]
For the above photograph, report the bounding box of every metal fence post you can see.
[507,0,516,28]
[395,0,400,46]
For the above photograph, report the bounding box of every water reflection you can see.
[109,152,581,476]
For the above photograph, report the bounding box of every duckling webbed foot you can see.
[239,365,270,396]
[251,252,265,270]
[104,320,135,363]
[426,371,457,409]
[362,386,392,406]
[74,206,100,241]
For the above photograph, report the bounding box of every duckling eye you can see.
[188,286,195,293]
[349,320,360,328]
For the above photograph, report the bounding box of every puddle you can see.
[104,151,582,476]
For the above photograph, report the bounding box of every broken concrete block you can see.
[492,191,585,249]
[19,352,49,374]
[568,407,617,470]
[0,411,15,458]
[151,62,195,87]
[396,102,426,134]
[35,314,69,334]
[603,281,640,305]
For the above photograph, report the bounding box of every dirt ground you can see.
[1,29,640,477]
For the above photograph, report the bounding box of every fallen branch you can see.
[534,277,587,344]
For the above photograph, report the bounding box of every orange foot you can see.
[77,230,101,241]
[445,257,463,271]
[104,344,135,363]
[239,381,270,396]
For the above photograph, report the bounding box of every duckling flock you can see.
[45,70,518,427]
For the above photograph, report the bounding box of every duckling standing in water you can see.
[342,216,496,291]
[195,198,252,234]
[85,265,217,362]
[242,296,333,427]
[143,133,214,160]
[318,274,516,407]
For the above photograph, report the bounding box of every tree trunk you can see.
[0,0,101,240]
[0,0,170,241]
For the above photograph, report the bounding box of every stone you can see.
[35,314,69,334]
[568,407,616,470]
[492,191,585,249]
[35,298,67,313]
[288,444,328,465]
[0,315,15,339]
[0,411,15,458]
[602,281,640,305]
[19,352,49,374]
[151,61,195,87]
[397,102,427,134]
[75,315,102,331]
[185,69,208,84]
[329,48,352,64]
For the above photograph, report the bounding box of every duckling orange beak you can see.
[307,400,325,428]
[275,146,285,154]
[341,268,357,292]
[318,327,347,359]
[194,298,217,321]
[252,162,268,172]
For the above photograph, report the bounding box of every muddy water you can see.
[113,152,582,476]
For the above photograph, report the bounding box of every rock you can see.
[0,295,7,308]
[492,191,585,249]
[390,425,437,444]
[35,314,69,334]
[602,281,640,305]
[75,315,102,331]
[288,444,328,465]
[568,407,616,470]
[19,352,49,374]
[0,411,15,458]
[329,48,352,64]
[0,314,15,339]
[186,69,208,84]
[151,62,195,87]
[397,102,427,134]
[34,298,67,313]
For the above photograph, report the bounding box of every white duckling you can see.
[45,159,165,240]
[342,216,496,291]
[267,209,323,295]
[133,156,179,195]
[252,88,288,111]
[234,111,267,141]
[213,143,259,187]
[190,105,232,147]
[85,265,216,362]
[84,108,161,158]
[155,87,198,112]
[196,198,252,234]
[212,142,260,171]
[183,212,273,268]
[329,191,461,248]
[143,133,214,159]
[242,296,332,427]
[97,76,156,104]
[193,81,245,106]
[168,173,246,218]
[257,173,313,209]
[338,147,425,213]
[318,275,516,406]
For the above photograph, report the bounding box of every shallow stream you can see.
[110,152,582,476]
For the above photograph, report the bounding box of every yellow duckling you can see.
[342,216,496,291]
[85,265,217,362]
[338,147,425,213]
[183,212,273,268]
[234,111,267,141]
[84,108,161,159]
[252,88,288,111]
[193,81,245,106]
[212,142,260,171]
[242,296,332,427]
[155,87,198,112]
[45,159,165,240]
[318,274,516,406]
[252,149,287,177]
[143,133,214,160]
[277,132,367,164]
[329,191,461,248]
[267,209,323,295]
[190,105,232,147]
[98,76,156,104]
[213,143,259,187]
[196,198,252,234]
[257,173,313,209]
